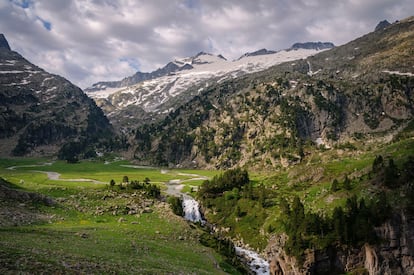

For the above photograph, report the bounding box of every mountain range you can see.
[130,16,414,169]
[1,16,414,275]
[1,15,414,165]
[85,42,334,129]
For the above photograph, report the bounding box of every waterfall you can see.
[235,246,270,275]
[181,196,269,275]
[182,196,204,224]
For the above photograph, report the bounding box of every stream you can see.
[164,173,270,275]
[8,164,270,274]
[180,196,269,274]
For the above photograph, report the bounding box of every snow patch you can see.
[0,60,17,66]
[382,70,414,77]
[86,87,123,98]
[0,70,25,74]
[46,86,57,93]
[88,48,328,112]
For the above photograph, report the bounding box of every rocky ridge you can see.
[375,20,391,31]
[290,42,334,50]
[0,34,11,51]
[86,44,333,129]
[0,34,113,157]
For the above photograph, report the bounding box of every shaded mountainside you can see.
[0,35,113,157]
[133,16,414,169]
[290,42,334,50]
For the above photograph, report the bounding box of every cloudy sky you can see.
[1,0,413,88]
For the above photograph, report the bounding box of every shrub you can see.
[168,196,184,216]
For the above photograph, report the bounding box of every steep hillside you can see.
[0,35,113,158]
[133,16,414,169]
[86,45,333,130]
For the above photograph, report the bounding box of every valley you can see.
[1,11,414,275]
[1,134,413,274]
[0,158,234,274]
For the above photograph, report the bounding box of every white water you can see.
[182,197,204,224]
[235,246,270,275]
[181,196,269,274]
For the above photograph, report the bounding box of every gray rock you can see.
[375,20,391,31]
[0,34,11,51]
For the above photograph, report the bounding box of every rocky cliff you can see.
[0,34,113,157]
[266,211,414,274]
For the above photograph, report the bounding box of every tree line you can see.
[108,176,160,199]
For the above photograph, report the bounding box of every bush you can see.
[109,179,116,187]
[168,196,184,216]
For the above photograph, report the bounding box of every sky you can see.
[1,0,413,89]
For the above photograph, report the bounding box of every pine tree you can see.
[331,179,339,192]
[343,175,351,190]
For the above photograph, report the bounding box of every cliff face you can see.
[266,211,414,274]
[0,35,113,157]
[366,211,414,274]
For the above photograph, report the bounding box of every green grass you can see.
[0,218,225,274]
[0,158,220,189]
[199,138,414,251]
[0,158,235,274]
[1,137,413,272]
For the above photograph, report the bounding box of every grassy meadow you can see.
[1,138,413,273]
[0,158,234,274]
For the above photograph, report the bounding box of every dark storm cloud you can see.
[1,0,413,88]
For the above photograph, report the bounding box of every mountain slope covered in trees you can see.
[133,16,414,169]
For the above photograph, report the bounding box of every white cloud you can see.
[1,0,413,88]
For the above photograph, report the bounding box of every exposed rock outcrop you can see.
[290,42,335,50]
[0,34,11,51]
[375,20,391,31]
[266,211,414,274]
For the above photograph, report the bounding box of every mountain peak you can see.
[217,54,227,61]
[238,48,277,59]
[195,51,211,57]
[375,20,391,31]
[290,42,335,50]
[191,52,226,65]
[0,34,11,51]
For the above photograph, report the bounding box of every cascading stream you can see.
[163,171,269,275]
[235,247,270,275]
[182,196,204,223]
[180,195,269,275]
